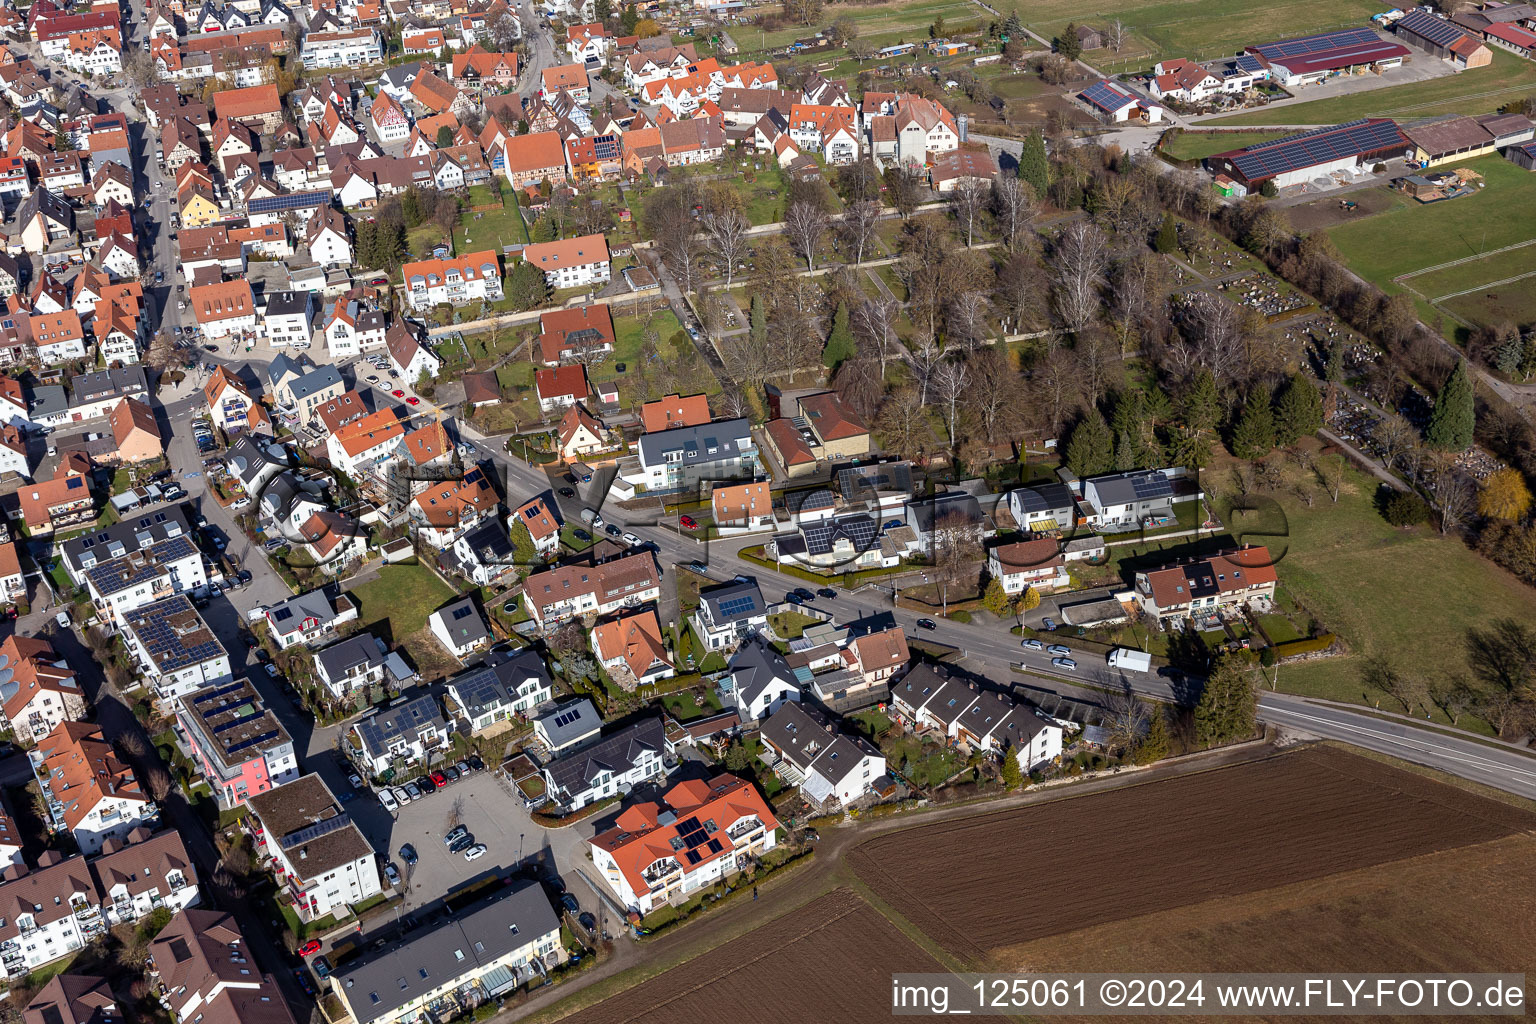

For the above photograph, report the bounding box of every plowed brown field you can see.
[848,746,1536,963]
[555,890,955,1024]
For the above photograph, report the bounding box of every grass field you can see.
[1204,446,1536,725]
[1325,156,1536,308]
[1160,129,1291,162]
[1205,49,1536,124]
[1441,283,1536,329]
[1397,240,1536,302]
[1019,0,1381,64]
[744,0,976,52]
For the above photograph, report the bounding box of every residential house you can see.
[1079,469,1179,529]
[986,537,1069,596]
[1133,547,1278,626]
[534,364,587,413]
[0,635,86,744]
[440,519,519,588]
[81,534,207,626]
[518,550,661,629]
[537,303,615,365]
[118,595,232,704]
[727,637,799,721]
[759,702,883,809]
[631,418,758,495]
[30,722,156,854]
[443,648,552,735]
[348,694,447,775]
[262,588,359,649]
[399,251,502,310]
[1005,481,1078,533]
[176,679,299,809]
[428,597,489,661]
[244,774,381,921]
[511,495,561,557]
[146,910,292,1024]
[519,234,609,289]
[590,609,673,688]
[541,717,669,812]
[314,632,389,703]
[588,773,776,914]
[690,578,768,654]
[107,398,163,464]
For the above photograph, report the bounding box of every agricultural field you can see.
[1205,49,1536,125]
[1324,156,1536,327]
[1017,0,1381,65]
[847,746,1536,965]
[553,890,947,1024]
[1395,242,1536,329]
[1159,129,1291,162]
[997,829,1536,979]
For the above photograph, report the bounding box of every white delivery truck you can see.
[1107,648,1153,673]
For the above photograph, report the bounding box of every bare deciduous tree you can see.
[946,290,992,351]
[990,173,1032,253]
[873,386,930,461]
[1104,685,1150,755]
[701,208,750,288]
[932,357,971,446]
[930,509,983,614]
[784,200,828,271]
[840,200,881,265]
[1433,468,1476,535]
[1315,452,1344,502]
[853,297,898,376]
[905,339,943,403]
[1373,413,1418,472]
[949,178,987,247]
[1050,221,1109,333]
[1107,18,1127,51]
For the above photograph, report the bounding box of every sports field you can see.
[1020,0,1384,65]
[1205,49,1536,124]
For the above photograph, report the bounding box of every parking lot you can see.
[348,769,600,921]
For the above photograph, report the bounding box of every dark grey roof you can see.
[289,365,344,402]
[61,503,191,575]
[265,589,345,633]
[84,535,197,598]
[728,637,798,710]
[335,883,559,1024]
[30,385,67,419]
[431,597,488,648]
[263,289,314,317]
[267,353,305,388]
[698,579,765,626]
[808,733,880,787]
[316,632,385,681]
[798,513,876,557]
[446,648,549,716]
[352,693,444,756]
[1085,470,1173,506]
[1008,481,1076,515]
[70,366,148,403]
[636,417,752,471]
[121,595,225,672]
[227,436,293,486]
[455,519,516,565]
[532,699,600,749]
[905,492,984,533]
[834,460,913,499]
[758,700,834,774]
[542,717,666,797]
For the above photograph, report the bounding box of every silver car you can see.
[393,786,412,804]
[1052,657,1077,671]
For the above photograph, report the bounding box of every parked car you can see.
[1052,656,1077,670]
[392,787,411,805]
[312,957,331,979]
[560,892,579,913]
[442,766,460,783]
[1021,638,1044,651]
[455,760,471,776]
[816,588,837,599]
[449,833,476,854]
[792,588,815,602]
[384,862,400,887]
[578,911,597,931]
[404,783,421,800]
[399,844,418,865]
[297,940,321,957]
[622,532,641,546]
[1047,644,1072,657]
[463,844,487,861]
[467,756,485,772]
[1042,616,1058,631]
[348,773,363,789]
[378,789,399,813]
[291,969,314,996]
[444,825,468,846]
[558,487,575,497]
[679,515,700,530]
[416,776,436,794]
[430,771,447,787]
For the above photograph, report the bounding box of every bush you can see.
[948,610,972,623]
[1273,633,1337,658]
[1377,489,1429,527]
[1372,163,1386,173]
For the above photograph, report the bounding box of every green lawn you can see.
[741,0,975,52]
[1210,455,1536,731]
[455,201,529,255]
[1205,50,1536,125]
[767,610,823,640]
[1160,129,1291,162]
[661,689,723,721]
[346,563,459,675]
[1326,156,1536,299]
[1399,243,1536,302]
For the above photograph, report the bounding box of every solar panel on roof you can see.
[248,191,330,214]
[1254,26,1378,59]
[716,595,758,618]
[278,812,352,849]
[1398,10,1468,47]
[1080,80,1132,112]
[451,605,473,620]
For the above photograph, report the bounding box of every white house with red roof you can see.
[512,495,562,556]
[534,364,588,413]
[369,89,412,142]
[588,773,778,914]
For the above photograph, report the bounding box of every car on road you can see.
[915,618,938,630]
[1021,638,1044,651]
[292,969,314,995]
[463,843,487,861]
[622,531,641,546]
[679,514,700,530]
[1052,656,1077,671]
[297,940,321,957]
[1041,616,1057,631]
[785,592,806,605]
[155,270,164,283]
[406,397,420,405]
[605,523,622,537]
[378,789,399,813]
[430,770,447,787]
[399,844,418,865]
[444,825,469,846]
[792,588,815,602]
[392,389,405,397]
[366,375,378,383]
[558,487,574,497]
[1047,644,1071,657]
[384,862,400,887]
[817,588,837,599]
[263,663,280,677]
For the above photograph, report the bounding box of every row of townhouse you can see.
[0,830,201,982]
[890,663,1063,772]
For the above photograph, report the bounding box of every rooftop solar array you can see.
[1079,80,1135,113]
[1127,473,1174,500]
[1227,118,1405,181]
[1397,10,1468,47]
[801,514,878,557]
[248,190,330,214]
[278,812,352,850]
[591,134,619,160]
[1253,26,1380,59]
[716,595,759,618]
[129,598,224,670]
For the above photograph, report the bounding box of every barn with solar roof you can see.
[1076,79,1164,123]
[1207,118,1410,191]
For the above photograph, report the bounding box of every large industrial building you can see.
[1246,27,1411,85]
[1206,118,1411,191]
[1394,10,1494,67]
